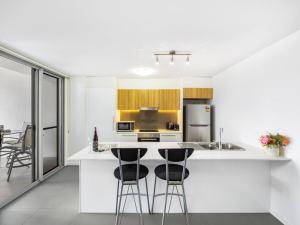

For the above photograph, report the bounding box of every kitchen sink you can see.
[221,143,245,150]
[199,143,245,151]
[178,142,245,151]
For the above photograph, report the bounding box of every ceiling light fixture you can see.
[131,67,156,76]
[170,54,174,65]
[186,55,190,65]
[154,50,191,66]
[155,55,159,65]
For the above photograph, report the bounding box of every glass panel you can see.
[42,75,57,127]
[42,128,58,174]
[0,55,35,206]
[42,74,59,175]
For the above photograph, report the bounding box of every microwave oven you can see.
[116,121,135,132]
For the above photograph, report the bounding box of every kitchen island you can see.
[69,142,289,213]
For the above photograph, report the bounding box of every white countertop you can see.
[69,142,290,161]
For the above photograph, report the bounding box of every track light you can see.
[154,50,191,65]
[170,55,174,65]
[155,55,159,65]
[186,55,190,65]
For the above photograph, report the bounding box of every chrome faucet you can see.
[218,128,223,150]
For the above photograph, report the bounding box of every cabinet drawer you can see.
[160,133,182,142]
[115,133,138,142]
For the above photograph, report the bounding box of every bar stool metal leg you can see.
[136,183,144,225]
[121,185,131,213]
[181,184,190,225]
[175,185,184,213]
[151,175,157,214]
[145,177,151,214]
[130,185,139,213]
[162,184,169,225]
[115,180,120,215]
[168,186,175,213]
[115,184,124,225]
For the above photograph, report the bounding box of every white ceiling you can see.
[0,0,300,77]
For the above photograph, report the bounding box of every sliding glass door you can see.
[0,50,65,208]
[41,73,63,175]
[0,55,36,206]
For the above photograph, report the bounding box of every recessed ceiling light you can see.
[131,67,156,76]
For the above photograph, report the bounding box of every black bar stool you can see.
[111,148,150,225]
[152,148,194,225]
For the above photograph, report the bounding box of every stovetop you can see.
[139,129,159,132]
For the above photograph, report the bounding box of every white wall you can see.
[117,77,212,89]
[181,77,212,88]
[68,77,87,159]
[0,66,31,130]
[213,30,300,225]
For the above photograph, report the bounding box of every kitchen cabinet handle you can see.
[122,134,137,137]
[161,134,176,137]
[139,138,157,141]
[189,124,209,127]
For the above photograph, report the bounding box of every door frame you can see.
[38,70,64,180]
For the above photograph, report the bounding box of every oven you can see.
[138,133,160,142]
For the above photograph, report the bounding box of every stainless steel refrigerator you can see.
[184,104,211,142]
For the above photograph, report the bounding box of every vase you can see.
[266,148,279,157]
[278,146,285,157]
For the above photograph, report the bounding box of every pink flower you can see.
[260,135,270,145]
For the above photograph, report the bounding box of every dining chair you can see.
[2,121,30,145]
[0,125,4,148]
[0,125,11,167]
[0,125,32,181]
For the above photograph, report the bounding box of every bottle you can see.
[93,127,98,151]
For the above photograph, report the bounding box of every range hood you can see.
[139,107,159,111]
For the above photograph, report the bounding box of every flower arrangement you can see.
[259,133,289,156]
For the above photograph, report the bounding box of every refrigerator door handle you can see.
[189,124,209,127]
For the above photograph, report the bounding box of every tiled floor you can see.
[0,166,284,225]
[0,157,32,206]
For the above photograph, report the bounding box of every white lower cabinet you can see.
[160,133,182,142]
[115,133,138,142]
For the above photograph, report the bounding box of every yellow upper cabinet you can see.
[159,89,180,110]
[117,89,127,110]
[183,88,213,99]
[117,89,180,110]
[147,90,160,108]
[117,89,139,110]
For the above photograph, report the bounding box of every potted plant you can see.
[259,133,289,157]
